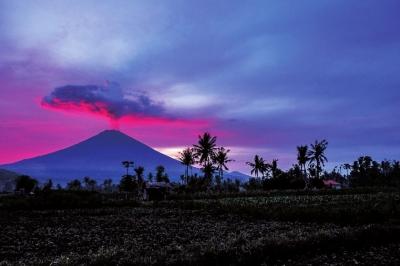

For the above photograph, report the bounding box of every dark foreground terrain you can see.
[1,191,400,265]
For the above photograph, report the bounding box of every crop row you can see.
[158,192,400,224]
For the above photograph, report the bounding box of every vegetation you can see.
[1,193,400,265]
[15,175,38,193]
[5,133,398,197]
[246,155,267,179]
[155,165,170,183]
[178,147,196,184]
[1,132,399,264]
[163,191,400,224]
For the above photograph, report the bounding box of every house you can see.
[323,179,342,189]
[143,182,172,201]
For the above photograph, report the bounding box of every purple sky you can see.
[0,0,399,174]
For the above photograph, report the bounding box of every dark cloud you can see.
[41,82,164,120]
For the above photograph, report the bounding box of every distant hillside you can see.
[0,169,20,192]
[226,171,250,182]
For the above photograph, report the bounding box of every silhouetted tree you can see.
[297,145,309,184]
[122,161,134,176]
[349,156,382,187]
[67,179,82,191]
[42,179,53,192]
[246,155,267,179]
[381,160,391,176]
[270,159,279,179]
[307,139,328,179]
[213,147,233,180]
[147,172,154,182]
[343,163,352,177]
[83,176,97,191]
[178,148,196,184]
[156,165,169,183]
[134,166,145,190]
[202,162,216,186]
[194,132,217,166]
[15,175,38,193]
[119,175,135,192]
[103,179,113,192]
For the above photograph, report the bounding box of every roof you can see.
[145,182,172,189]
[323,179,340,186]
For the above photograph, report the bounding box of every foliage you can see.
[119,175,137,192]
[134,166,145,187]
[349,156,400,187]
[213,147,233,180]
[42,179,53,192]
[193,132,217,166]
[83,176,97,191]
[155,165,170,183]
[15,175,38,193]
[0,190,140,210]
[177,148,196,184]
[103,178,113,192]
[67,179,82,191]
[246,155,268,179]
[165,191,400,224]
[307,139,328,179]
[121,161,134,176]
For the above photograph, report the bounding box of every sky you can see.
[0,0,399,174]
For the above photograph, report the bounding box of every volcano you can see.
[0,130,249,185]
[0,130,189,184]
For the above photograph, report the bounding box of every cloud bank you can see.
[41,82,165,126]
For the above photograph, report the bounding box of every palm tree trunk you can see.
[303,163,308,189]
[186,165,189,184]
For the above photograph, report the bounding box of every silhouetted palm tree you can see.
[134,166,145,185]
[213,147,234,180]
[122,161,134,176]
[83,176,96,191]
[246,155,267,179]
[343,163,351,177]
[270,159,279,179]
[43,179,53,192]
[381,160,391,176]
[202,162,215,184]
[15,175,38,193]
[103,179,113,192]
[67,179,82,191]
[83,176,90,189]
[297,145,309,177]
[178,148,196,184]
[194,132,217,166]
[156,165,169,183]
[147,172,153,182]
[307,139,328,179]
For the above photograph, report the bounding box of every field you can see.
[1,190,400,265]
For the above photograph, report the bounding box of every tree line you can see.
[10,132,400,194]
